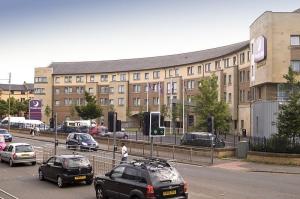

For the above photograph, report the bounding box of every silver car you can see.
[0,143,36,167]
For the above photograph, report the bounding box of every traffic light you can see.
[108,112,117,132]
[116,120,121,131]
[49,117,54,128]
[142,112,150,135]
[207,116,213,133]
[150,112,165,137]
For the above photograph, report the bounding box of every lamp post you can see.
[0,73,11,132]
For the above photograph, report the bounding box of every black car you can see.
[0,128,13,142]
[38,155,94,188]
[180,132,225,148]
[66,132,99,151]
[94,158,188,199]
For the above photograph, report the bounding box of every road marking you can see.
[211,161,249,171]
[0,188,19,199]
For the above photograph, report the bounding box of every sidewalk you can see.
[11,131,300,174]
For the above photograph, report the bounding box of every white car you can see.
[0,143,36,167]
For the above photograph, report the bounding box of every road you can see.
[0,137,300,199]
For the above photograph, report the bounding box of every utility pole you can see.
[54,112,58,155]
[8,72,11,134]
[112,112,117,166]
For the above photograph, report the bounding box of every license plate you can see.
[21,154,29,157]
[163,190,176,196]
[75,176,86,180]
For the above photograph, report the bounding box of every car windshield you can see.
[15,145,33,153]
[79,134,94,141]
[149,167,183,185]
[64,157,90,168]
[0,129,8,134]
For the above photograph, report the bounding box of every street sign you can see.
[150,112,165,137]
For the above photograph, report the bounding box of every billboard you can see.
[253,35,267,63]
[29,99,42,120]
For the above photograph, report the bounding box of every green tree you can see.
[0,99,8,118]
[193,74,231,133]
[277,68,300,142]
[44,105,51,120]
[75,91,102,120]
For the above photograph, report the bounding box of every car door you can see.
[1,145,9,161]
[52,157,63,179]
[43,157,55,180]
[105,165,126,199]
[5,145,13,161]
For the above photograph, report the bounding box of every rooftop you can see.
[0,83,34,91]
[49,41,249,75]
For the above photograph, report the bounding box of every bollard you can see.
[172,145,175,160]
[190,148,192,162]
[211,136,214,165]
[135,131,138,141]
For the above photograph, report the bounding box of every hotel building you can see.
[34,9,300,137]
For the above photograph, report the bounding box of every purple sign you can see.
[29,100,42,120]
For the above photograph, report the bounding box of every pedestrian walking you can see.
[121,142,128,163]
[34,125,40,136]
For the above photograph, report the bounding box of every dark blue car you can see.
[0,129,13,142]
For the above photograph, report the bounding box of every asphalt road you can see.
[0,137,300,199]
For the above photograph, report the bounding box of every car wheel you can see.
[86,179,93,185]
[124,135,128,139]
[96,186,107,199]
[57,176,64,188]
[9,159,14,167]
[39,170,44,181]
[32,162,36,166]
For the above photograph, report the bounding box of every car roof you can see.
[56,154,85,159]
[8,143,32,146]
[70,132,89,135]
[126,158,172,170]
[187,132,213,136]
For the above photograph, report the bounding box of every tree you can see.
[75,91,103,120]
[277,68,300,142]
[0,99,8,118]
[193,74,231,133]
[69,105,77,119]
[44,105,51,120]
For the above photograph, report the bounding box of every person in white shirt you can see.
[121,143,128,163]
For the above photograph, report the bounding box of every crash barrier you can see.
[0,189,19,199]
[12,129,236,165]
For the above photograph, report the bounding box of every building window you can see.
[55,88,60,95]
[167,82,177,94]
[112,75,116,81]
[205,63,211,72]
[223,58,229,68]
[247,90,251,101]
[215,61,221,70]
[55,100,60,106]
[101,75,108,82]
[241,120,244,129]
[64,87,72,94]
[133,73,140,80]
[247,51,251,62]
[34,77,47,83]
[240,71,243,82]
[153,71,160,79]
[144,99,148,105]
[64,76,72,83]
[291,60,300,72]
[90,75,95,82]
[291,35,300,46]
[118,98,125,106]
[34,88,45,94]
[100,98,109,105]
[76,76,84,83]
[133,85,141,93]
[118,85,125,93]
[120,73,126,81]
[88,88,94,94]
[228,75,232,85]
[75,98,83,105]
[240,90,243,102]
[144,73,149,80]
[247,71,250,81]
[153,97,159,105]
[133,98,140,106]
[223,92,227,102]
[187,80,195,90]
[169,69,173,77]
[233,57,237,65]
[198,65,202,74]
[228,93,232,103]
[109,99,114,105]
[109,87,114,93]
[76,87,84,94]
[240,53,245,64]
[55,77,60,83]
[223,74,227,85]
[187,66,194,75]
[100,86,109,94]
[175,68,179,76]
[64,98,71,106]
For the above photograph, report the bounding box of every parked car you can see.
[0,135,6,151]
[66,132,99,151]
[0,128,13,142]
[94,157,188,199]
[39,154,94,188]
[0,143,36,166]
[98,127,129,139]
[180,132,225,148]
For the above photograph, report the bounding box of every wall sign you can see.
[253,36,267,63]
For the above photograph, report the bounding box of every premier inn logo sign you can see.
[253,36,267,63]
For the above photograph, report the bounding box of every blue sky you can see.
[0,0,300,84]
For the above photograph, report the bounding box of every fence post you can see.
[135,131,138,141]
[143,142,145,156]
[156,144,159,157]
[190,148,192,162]
[92,155,95,173]
[107,138,109,151]
[172,145,175,160]
[129,140,132,153]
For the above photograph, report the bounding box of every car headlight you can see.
[82,142,88,146]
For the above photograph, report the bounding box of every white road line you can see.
[0,188,19,199]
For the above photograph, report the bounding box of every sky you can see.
[0,0,300,84]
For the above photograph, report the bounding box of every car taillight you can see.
[184,182,188,193]
[13,153,17,160]
[146,185,155,199]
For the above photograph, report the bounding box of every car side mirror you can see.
[54,162,62,167]
[105,172,111,177]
